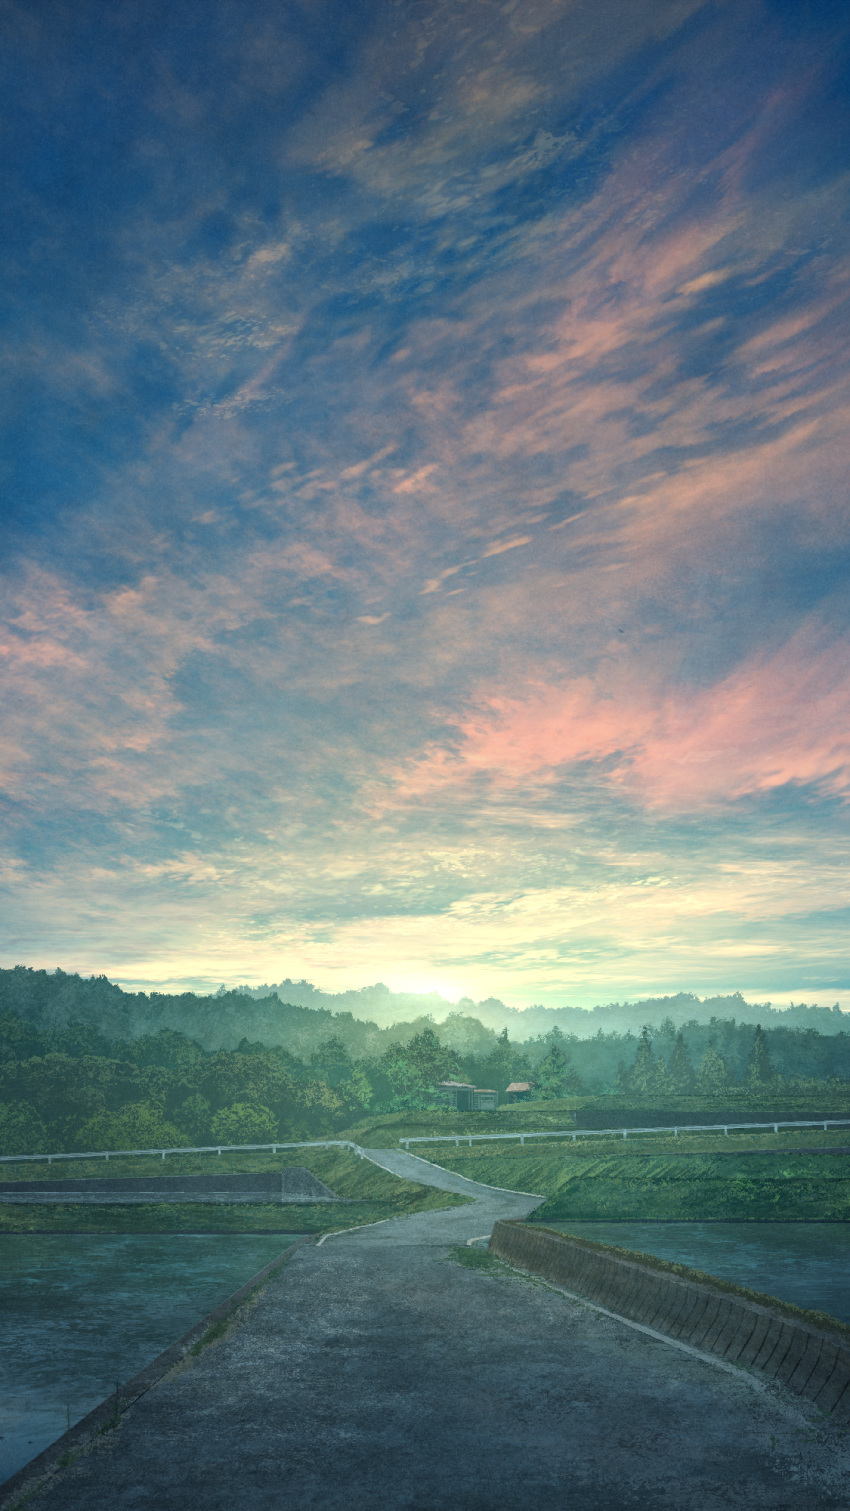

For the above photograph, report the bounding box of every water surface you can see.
[544,1221,850,1323]
[0,1233,300,1484]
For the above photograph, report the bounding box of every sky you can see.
[1,0,850,1010]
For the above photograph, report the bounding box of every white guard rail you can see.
[2,1119,850,1166]
[399,1118,850,1149]
[0,1139,367,1167]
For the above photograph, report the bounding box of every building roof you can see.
[504,1081,533,1093]
[437,1080,474,1089]
[473,1088,496,1094]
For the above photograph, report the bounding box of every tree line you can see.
[0,1004,848,1155]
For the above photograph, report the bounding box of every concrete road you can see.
[15,1150,850,1511]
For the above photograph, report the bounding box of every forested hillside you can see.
[2,966,847,1049]
[1,966,850,1155]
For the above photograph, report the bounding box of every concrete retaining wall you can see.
[489,1221,850,1420]
[0,1167,341,1205]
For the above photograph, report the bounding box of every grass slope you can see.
[425,1131,850,1220]
[341,1092,850,1148]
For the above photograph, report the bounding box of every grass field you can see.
[341,1093,850,1148]
[0,1147,470,1234]
[424,1128,850,1220]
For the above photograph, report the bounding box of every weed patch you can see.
[444,1245,550,1290]
[190,1317,230,1356]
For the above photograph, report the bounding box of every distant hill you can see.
[234,977,848,1038]
[1,966,845,1058]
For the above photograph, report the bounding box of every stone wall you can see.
[489,1220,850,1420]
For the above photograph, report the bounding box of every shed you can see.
[472,1088,498,1111]
[437,1081,499,1111]
[504,1081,534,1101]
[438,1080,475,1111]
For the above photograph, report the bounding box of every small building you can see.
[504,1081,534,1102]
[438,1080,475,1111]
[437,1082,499,1111]
[472,1088,498,1111]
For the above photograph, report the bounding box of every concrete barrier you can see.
[0,1167,342,1204]
[489,1221,850,1420]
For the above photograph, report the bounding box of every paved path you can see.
[15,1151,850,1511]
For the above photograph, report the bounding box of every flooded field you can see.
[0,1233,300,1484]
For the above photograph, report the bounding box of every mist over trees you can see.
[1,966,847,1052]
[0,967,849,1154]
[229,977,849,1038]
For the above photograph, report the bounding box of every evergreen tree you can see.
[667,1032,695,1094]
[478,1027,532,1094]
[746,1024,775,1085]
[695,1042,732,1096]
[534,1041,584,1099]
[628,1027,655,1094]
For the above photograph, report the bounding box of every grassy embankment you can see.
[342,1089,850,1148]
[411,1123,850,1220]
[0,1146,469,1233]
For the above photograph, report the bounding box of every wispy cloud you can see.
[2,0,849,1004]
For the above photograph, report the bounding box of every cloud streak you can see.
[1,0,849,1005]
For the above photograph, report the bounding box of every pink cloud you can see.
[386,626,850,811]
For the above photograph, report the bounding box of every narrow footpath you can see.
[13,1151,850,1511]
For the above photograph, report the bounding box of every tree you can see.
[534,1041,584,1099]
[126,1029,205,1071]
[0,1101,47,1155]
[0,1014,46,1062]
[309,1037,354,1087]
[746,1025,775,1085]
[210,1102,279,1145]
[477,1028,533,1096]
[628,1027,656,1095]
[287,1080,345,1136]
[380,1027,461,1110]
[695,1043,732,1097]
[199,1048,298,1112]
[667,1032,695,1095]
[175,1093,212,1143]
[337,1065,374,1120]
[75,1102,186,1152]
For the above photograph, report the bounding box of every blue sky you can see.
[2,0,850,1008]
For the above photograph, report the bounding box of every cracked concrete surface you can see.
[13,1149,850,1511]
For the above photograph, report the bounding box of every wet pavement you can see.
[9,1150,850,1511]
